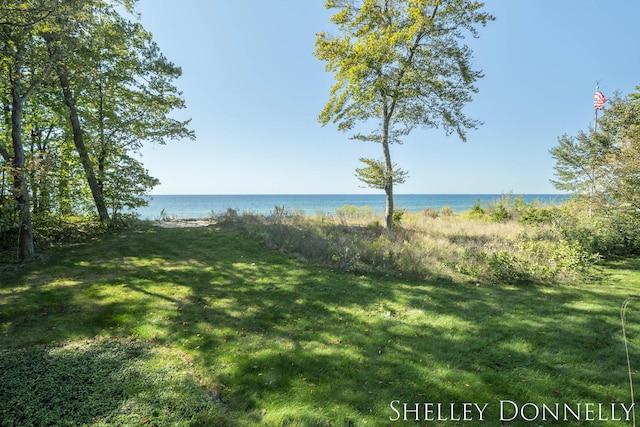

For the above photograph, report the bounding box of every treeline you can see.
[1,0,193,259]
[550,86,640,257]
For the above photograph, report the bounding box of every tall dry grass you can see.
[218,206,598,285]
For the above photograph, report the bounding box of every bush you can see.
[366,220,381,229]
[490,203,511,222]
[32,214,106,248]
[544,201,640,258]
[440,206,453,217]
[272,205,288,217]
[488,251,526,283]
[469,200,485,218]
[519,205,557,225]
[422,207,439,219]
[562,217,640,257]
[0,196,19,252]
[392,209,405,226]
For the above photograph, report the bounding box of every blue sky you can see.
[135,1,640,195]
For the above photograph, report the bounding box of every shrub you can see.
[272,205,288,217]
[469,200,485,218]
[488,251,526,283]
[366,220,381,229]
[490,203,511,222]
[0,196,18,253]
[545,201,640,258]
[32,214,107,248]
[440,206,453,217]
[519,205,556,225]
[422,207,439,219]
[392,209,405,226]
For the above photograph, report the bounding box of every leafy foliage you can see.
[102,154,160,219]
[0,0,193,257]
[354,157,407,189]
[315,0,493,136]
[550,130,613,198]
[550,86,640,256]
[315,0,493,227]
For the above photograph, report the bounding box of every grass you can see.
[223,209,598,285]
[0,338,223,426]
[2,221,640,426]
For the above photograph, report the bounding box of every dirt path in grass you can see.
[153,218,216,228]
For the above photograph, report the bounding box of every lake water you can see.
[135,194,569,220]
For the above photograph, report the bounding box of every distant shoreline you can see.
[136,194,570,221]
[147,193,570,197]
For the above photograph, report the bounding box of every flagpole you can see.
[594,84,599,132]
[593,83,605,132]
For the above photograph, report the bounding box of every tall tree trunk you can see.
[97,78,107,194]
[29,126,40,215]
[11,78,35,259]
[34,125,54,214]
[5,36,54,259]
[382,115,394,229]
[57,138,72,216]
[55,65,110,223]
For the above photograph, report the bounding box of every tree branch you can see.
[0,5,58,28]
[388,1,441,119]
[20,57,54,104]
[0,142,11,162]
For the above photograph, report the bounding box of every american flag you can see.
[594,90,606,110]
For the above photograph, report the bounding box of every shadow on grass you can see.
[602,257,640,273]
[0,338,226,426]
[2,223,640,425]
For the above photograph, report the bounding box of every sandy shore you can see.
[153,218,216,228]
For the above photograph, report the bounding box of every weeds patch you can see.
[219,210,598,285]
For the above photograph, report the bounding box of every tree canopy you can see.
[0,0,193,258]
[315,0,493,228]
[550,87,640,254]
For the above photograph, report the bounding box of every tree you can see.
[598,90,640,216]
[81,12,194,217]
[0,0,193,257]
[549,130,614,204]
[53,58,112,223]
[0,0,59,258]
[315,0,493,228]
[43,0,193,225]
[551,90,640,210]
[102,153,159,219]
[48,3,193,224]
[354,157,407,190]
[550,88,640,254]
[43,0,115,224]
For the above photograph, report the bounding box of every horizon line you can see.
[148,193,570,196]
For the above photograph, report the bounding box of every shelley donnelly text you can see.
[389,400,635,422]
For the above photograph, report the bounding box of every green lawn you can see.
[2,223,640,426]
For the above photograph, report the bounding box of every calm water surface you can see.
[135,194,569,220]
